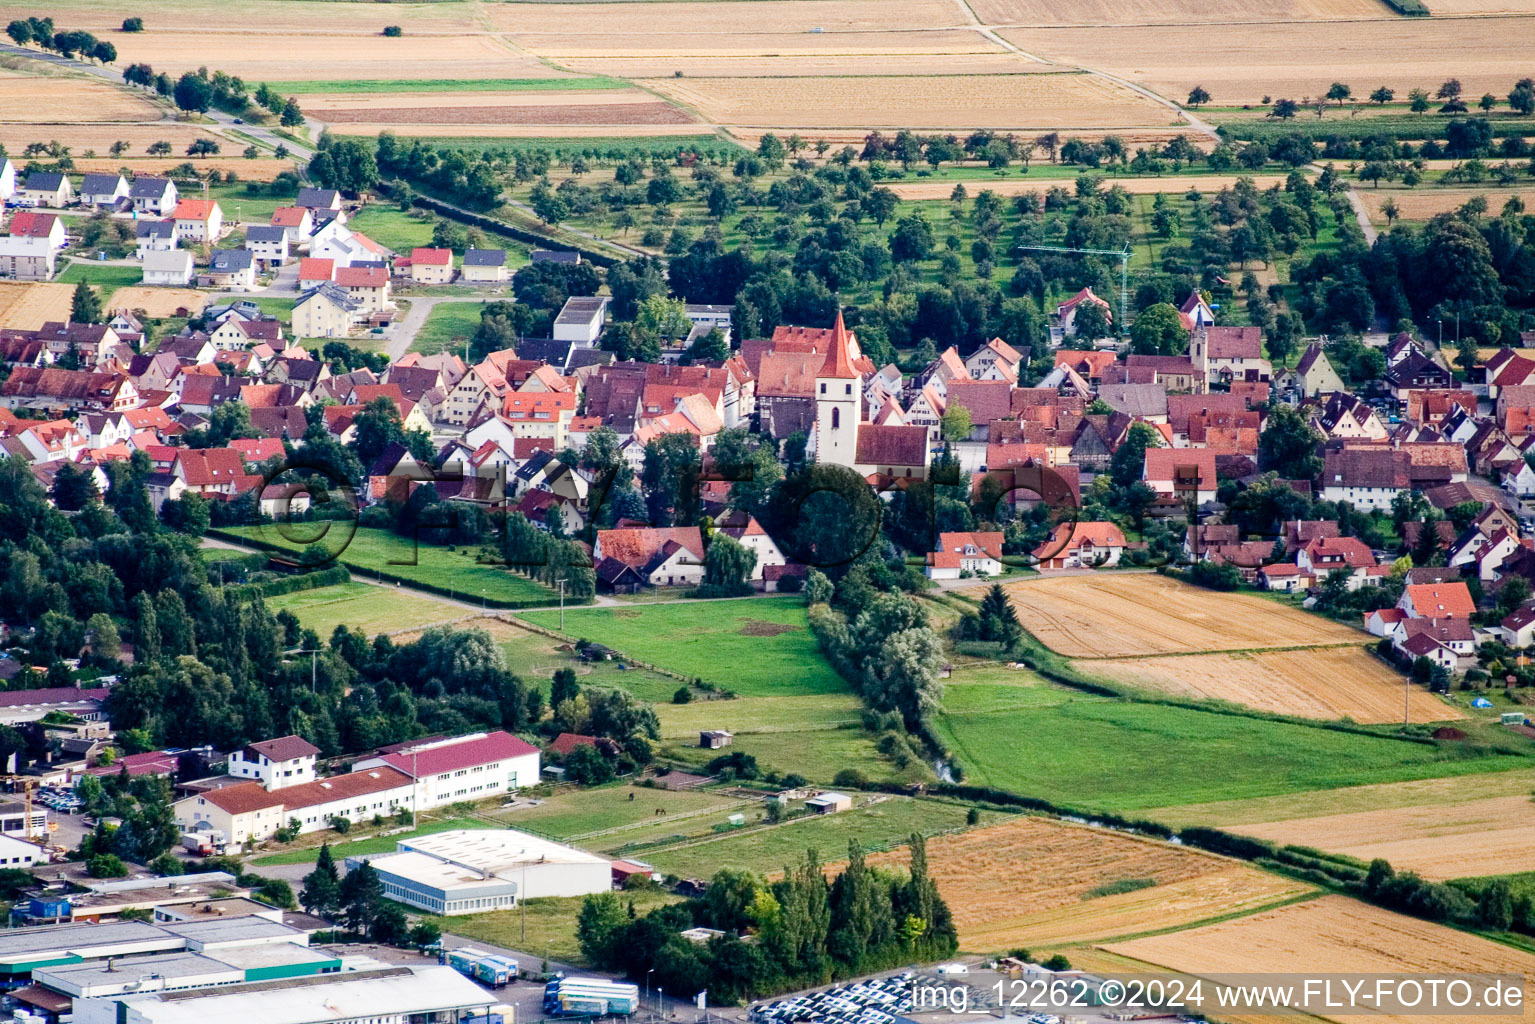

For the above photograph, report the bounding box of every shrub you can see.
[832,767,869,789]
[121,17,144,31]
[382,25,403,36]
[328,814,352,835]
[672,686,693,704]
[87,854,127,878]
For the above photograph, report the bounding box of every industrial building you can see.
[351,731,542,810]
[71,964,501,1024]
[352,828,610,916]
[10,871,259,925]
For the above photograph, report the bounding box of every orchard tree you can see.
[1369,85,1394,104]
[1326,82,1352,107]
[1186,85,1211,107]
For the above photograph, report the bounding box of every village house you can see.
[170,199,224,244]
[926,530,1005,579]
[714,510,788,582]
[1191,325,1270,384]
[1055,287,1112,337]
[1032,521,1127,570]
[9,211,67,250]
[408,247,454,284]
[964,337,1025,381]
[199,249,255,290]
[1310,392,1388,440]
[1143,448,1218,507]
[1,367,137,413]
[461,248,509,283]
[0,236,56,280]
[78,173,128,209]
[243,225,291,268]
[1280,344,1347,399]
[1296,535,1382,590]
[135,220,177,257]
[292,283,362,339]
[140,249,194,287]
[1320,446,1411,510]
[130,176,177,215]
[16,171,72,208]
[593,526,707,588]
[271,206,315,244]
[1398,581,1476,620]
[335,264,393,314]
[296,187,343,212]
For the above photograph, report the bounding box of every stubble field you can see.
[861,817,1315,951]
[1360,188,1535,223]
[0,283,74,330]
[0,68,155,122]
[1003,574,1364,657]
[1230,795,1535,880]
[106,287,209,319]
[966,0,1392,23]
[1082,647,1458,724]
[1105,896,1535,1024]
[884,174,1291,200]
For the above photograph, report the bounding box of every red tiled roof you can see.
[378,731,539,778]
[9,212,58,238]
[247,735,320,761]
[271,207,310,227]
[336,265,388,288]
[597,526,705,570]
[855,423,927,467]
[410,247,452,265]
[1403,582,1476,618]
[298,257,335,281]
[550,732,599,757]
[171,199,218,222]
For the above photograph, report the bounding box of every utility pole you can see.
[291,648,321,691]
[1014,243,1134,340]
[557,578,568,632]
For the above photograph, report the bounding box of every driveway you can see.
[385,294,502,360]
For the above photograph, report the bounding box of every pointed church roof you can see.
[818,312,860,380]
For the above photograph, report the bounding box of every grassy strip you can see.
[261,76,625,95]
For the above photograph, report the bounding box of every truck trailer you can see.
[543,977,641,1016]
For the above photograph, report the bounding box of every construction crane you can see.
[1014,243,1133,339]
[3,776,41,839]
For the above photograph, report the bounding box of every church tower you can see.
[814,312,862,468]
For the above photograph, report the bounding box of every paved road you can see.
[0,40,315,160]
[1344,186,1380,244]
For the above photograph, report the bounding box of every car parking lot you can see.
[750,972,915,1024]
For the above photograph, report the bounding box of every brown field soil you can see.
[970,0,1389,23]
[1360,188,1535,223]
[488,0,967,37]
[532,29,1000,59]
[1105,895,1535,1024]
[69,157,295,181]
[0,282,74,330]
[647,73,1175,130]
[107,286,210,318]
[327,123,711,140]
[886,173,1287,200]
[860,817,1312,950]
[559,53,1035,78]
[298,91,659,111]
[1006,18,1535,104]
[0,123,227,156]
[107,32,558,82]
[0,0,476,35]
[1147,768,1535,829]
[1081,648,1461,724]
[0,70,157,123]
[1231,795,1535,881]
[315,103,693,127]
[1422,0,1535,11]
[1003,574,1364,657]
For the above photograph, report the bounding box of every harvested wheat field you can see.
[860,817,1312,950]
[0,123,226,157]
[886,173,1287,201]
[0,0,476,36]
[109,31,556,82]
[70,157,294,181]
[970,0,1389,23]
[535,29,1000,60]
[1419,0,1535,12]
[0,69,157,123]
[492,0,968,38]
[1004,574,1363,658]
[106,287,209,319]
[1010,18,1535,104]
[328,123,712,140]
[1082,648,1459,724]
[648,73,1174,130]
[1361,188,1535,223]
[560,53,1035,79]
[1106,896,1535,1024]
[0,283,73,330]
[298,91,658,113]
[1232,795,1535,881]
[315,102,692,128]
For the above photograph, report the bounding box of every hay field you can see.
[106,287,209,318]
[1003,574,1364,657]
[0,0,475,35]
[1231,795,1535,880]
[1106,895,1535,1024]
[648,73,1174,130]
[304,89,694,129]
[108,31,558,82]
[885,173,1286,200]
[68,157,293,181]
[862,816,1312,951]
[1008,18,1535,104]
[326,123,711,140]
[1083,648,1459,724]
[1361,188,1535,223]
[0,283,73,330]
[489,0,967,38]
[968,0,1390,23]
[559,53,1035,78]
[0,69,156,123]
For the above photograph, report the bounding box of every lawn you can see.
[208,183,285,224]
[345,206,441,254]
[264,77,624,95]
[425,887,685,966]
[217,525,561,608]
[638,797,1001,878]
[936,701,1535,813]
[653,694,864,740]
[243,295,295,323]
[486,783,744,841]
[493,620,681,703]
[519,596,844,697]
[411,301,489,357]
[663,727,900,786]
[264,581,467,637]
[55,262,142,289]
[250,816,498,866]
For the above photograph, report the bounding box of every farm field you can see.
[218,526,561,607]
[0,282,74,330]
[302,89,694,132]
[1010,18,1535,105]
[639,796,998,877]
[1359,188,1535,224]
[935,697,1531,811]
[0,122,231,158]
[67,158,294,181]
[1003,574,1364,658]
[862,816,1315,951]
[646,72,1176,131]
[519,597,846,697]
[467,617,682,704]
[0,67,155,122]
[486,0,968,41]
[1081,647,1459,724]
[1146,767,1535,828]
[1104,896,1535,1024]
[884,174,1293,201]
[653,694,865,740]
[485,783,745,841]
[966,0,1391,23]
[1230,795,1535,881]
[106,286,208,319]
[263,581,468,638]
[664,725,902,784]
[427,887,684,967]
